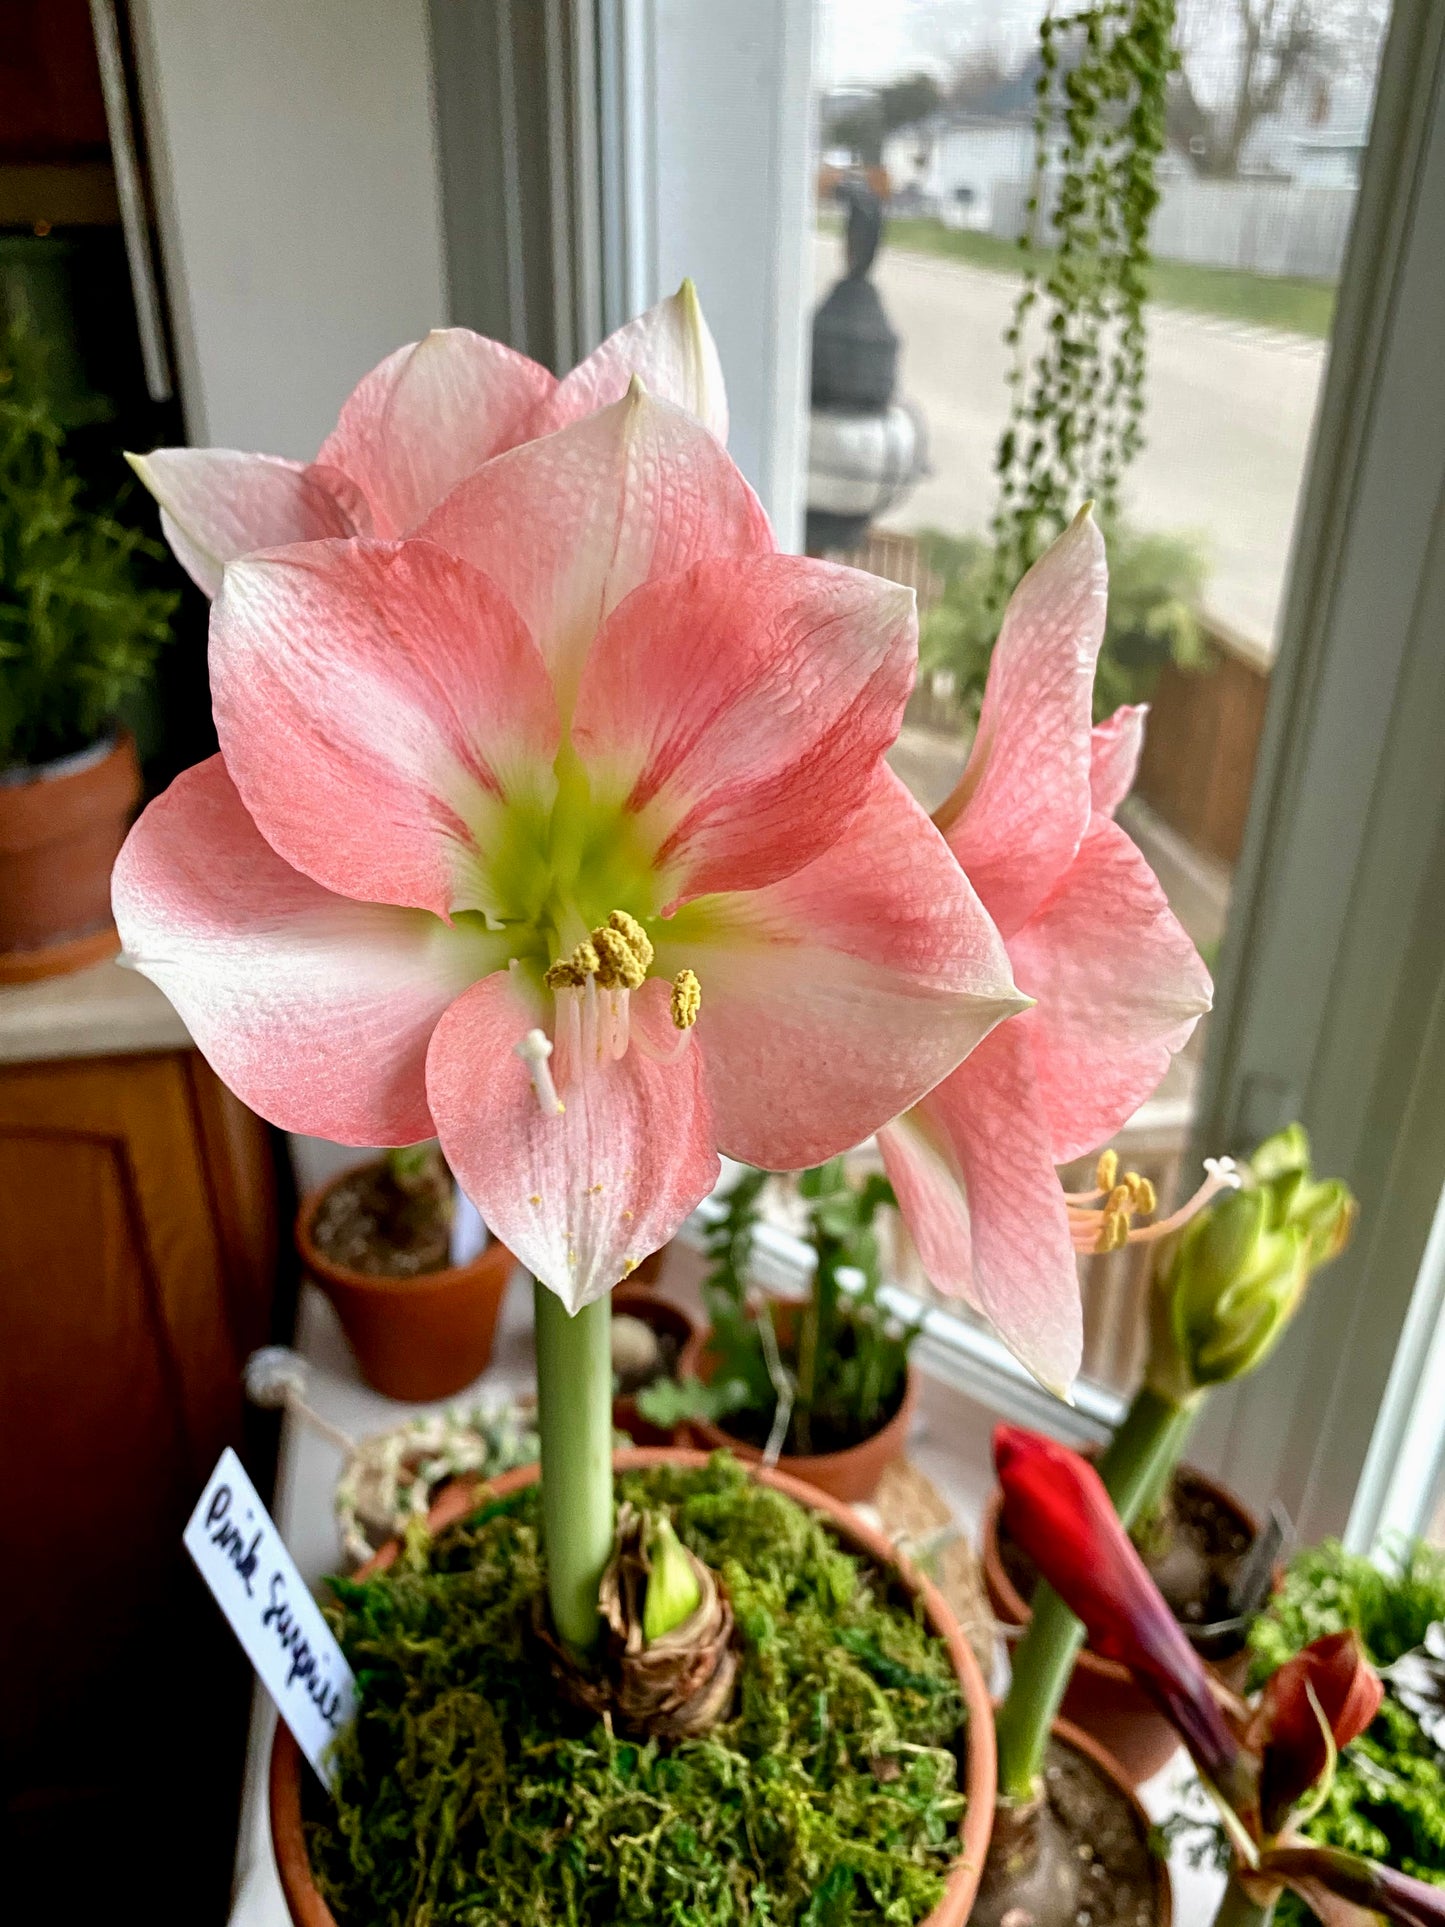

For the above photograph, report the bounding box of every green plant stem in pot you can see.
[995,1127,1356,1804]
[641,1162,918,1466]
[532,1280,614,1652]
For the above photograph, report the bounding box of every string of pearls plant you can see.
[990,0,1177,601]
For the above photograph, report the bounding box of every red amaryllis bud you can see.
[1248,1630,1383,1833]
[1260,1847,1445,1927]
[994,1424,1246,1798]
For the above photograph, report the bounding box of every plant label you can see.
[184,1446,356,1787]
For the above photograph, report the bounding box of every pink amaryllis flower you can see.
[127,283,726,597]
[114,377,1026,1313]
[878,510,1214,1393]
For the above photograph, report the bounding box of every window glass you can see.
[803,0,1393,1395]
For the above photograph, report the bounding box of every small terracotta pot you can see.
[609,1288,698,1446]
[978,1714,1172,1927]
[0,732,141,983]
[983,1471,1262,1786]
[676,1316,917,1505]
[297,1168,515,1402]
[269,1446,997,1927]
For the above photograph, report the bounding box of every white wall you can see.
[133,0,449,457]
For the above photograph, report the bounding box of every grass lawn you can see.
[852,214,1336,340]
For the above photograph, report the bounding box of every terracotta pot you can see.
[609,1288,698,1446]
[297,1167,514,1401]
[269,1446,997,1927]
[982,1470,1262,1786]
[979,1714,1172,1927]
[0,732,141,983]
[676,1316,917,1505]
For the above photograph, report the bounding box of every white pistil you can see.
[515,1028,564,1116]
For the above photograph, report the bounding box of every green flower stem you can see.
[534,1281,615,1653]
[994,1385,1194,1800]
[1097,1385,1198,1530]
[1213,1874,1274,1927]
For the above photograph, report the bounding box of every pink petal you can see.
[210,538,559,920]
[526,282,728,442]
[417,385,773,712]
[572,555,916,905]
[1009,816,1212,1163]
[879,1023,1082,1395]
[129,450,367,598]
[112,758,501,1143]
[1090,703,1148,816]
[936,510,1107,938]
[426,973,719,1313]
[653,767,1026,1172]
[315,330,557,536]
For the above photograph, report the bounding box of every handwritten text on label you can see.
[184,1447,356,1787]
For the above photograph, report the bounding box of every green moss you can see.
[308,1455,968,1927]
[1248,1539,1445,1927]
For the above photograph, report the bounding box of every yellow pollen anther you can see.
[1126,1172,1156,1215]
[670,968,701,1030]
[1105,1184,1131,1217]
[607,909,654,968]
[1095,1209,1129,1254]
[593,925,647,989]
[1096,1148,1119,1192]
[544,938,601,990]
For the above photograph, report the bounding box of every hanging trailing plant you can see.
[990,0,1177,601]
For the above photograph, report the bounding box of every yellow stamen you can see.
[670,968,701,1030]
[593,923,648,989]
[606,909,654,969]
[544,938,601,989]
[1095,1209,1129,1254]
[1126,1172,1156,1215]
[1073,1156,1243,1255]
[1096,1148,1119,1192]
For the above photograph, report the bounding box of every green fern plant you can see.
[0,327,176,769]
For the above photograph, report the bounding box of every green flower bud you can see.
[1250,1123,1312,1184]
[642,1514,702,1644]
[1146,1126,1356,1406]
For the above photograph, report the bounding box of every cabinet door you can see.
[0,1049,277,1899]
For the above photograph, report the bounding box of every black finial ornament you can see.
[806,176,926,555]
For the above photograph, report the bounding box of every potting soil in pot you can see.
[1002,1468,1254,1649]
[1037,1740,1160,1927]
[307,1455,969,1926]
[312,1164,452,1278]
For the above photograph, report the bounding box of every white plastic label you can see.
[184,1447,357,1786]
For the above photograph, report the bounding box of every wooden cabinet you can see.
[0,1047,281,1909]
